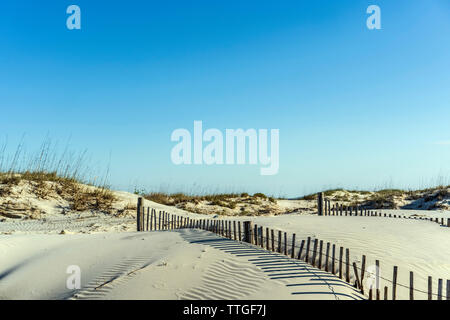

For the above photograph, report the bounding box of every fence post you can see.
[325,242,330,272]
[317,192,324,216]
[438,279,443,300]
[331,244,336,274]
[271,229,275,251]
[428,276,432,300]
[291,233,296,258]
[243,221,252,243]
[260,226,264,247]
[312,239,318,266]
[447,218,450,227]
[298,240,305,260]
[318,240,323,269]
[339,247,343,279]
[238,221,241,241]
[410,271,414,300]
[360,255,366,294]
[284,232,288,255]
[376,260,380,300]
[393,266,398,300]
[305,237,311,263]
[278,231,282,253]
[346,249,350,283]
[137,197,143,231]
[266,227,269,249]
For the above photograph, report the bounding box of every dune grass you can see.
[143,191,276,208]
[0,138,116,214]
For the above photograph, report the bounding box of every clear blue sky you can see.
[1,0,450,197]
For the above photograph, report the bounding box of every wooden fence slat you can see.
[243,221,251,242]
[158,211,161,230]
[284,232,287,255]
[438,278,443,300]
[291,233,296,258]
[318,240,323,269]
[305,237,311,263]
[298,240,305,260]
[361,255,366,294]
[278,231,282,253]
[271,229,275,251]
[238,221,241,241]
[428,276,432,300]
[266,227,269,249]
[384,286,388,300]
[376,260,380,300]
[352,262,361,289]
[150,209,154,230]
[163,211,169,230]
[325,242,330,272]
[410,271,414,300]
[331,244,336,274]
[339,247,343,279]
[312,239,318,266]
[136,197,142,231]
[234,221,237,240]
[393,266,398,300]
[346,249,350,283]
[260,226,264,248]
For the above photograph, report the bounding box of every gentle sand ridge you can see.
[1,187,449,300]
[0,229,363,300]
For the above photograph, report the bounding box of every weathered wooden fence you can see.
[318,195,450,228]
[137,197,450,300]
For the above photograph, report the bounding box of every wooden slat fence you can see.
[137,197,449,300]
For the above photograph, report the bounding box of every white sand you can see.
[1,190,449,300]
[219,214,450,300]
[0,229,363,300]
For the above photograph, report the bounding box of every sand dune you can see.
[212,213,450,300]
[1,188,449,300]
[0,229,363,300]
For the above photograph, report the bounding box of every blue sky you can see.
[1,0,450,197]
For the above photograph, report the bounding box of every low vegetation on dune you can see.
[0,171,118,220]
[0,140,126,220]
[143,192,283,216]
[301,187,450,210]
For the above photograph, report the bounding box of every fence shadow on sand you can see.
[179,228,364,300]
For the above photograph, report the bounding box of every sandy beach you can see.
[1,191,449,300]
